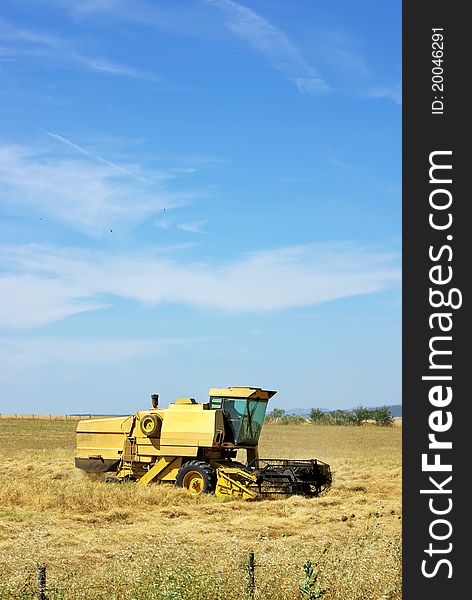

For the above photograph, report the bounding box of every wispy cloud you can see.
[366,83,402,105]
[0,336,202,372]
[205,0,331,94]
[40,129,139,178]
[0,17,156,80]
[73,0,122,11]
[0,242,400,329]
[0,141,194,235]
[15,2,399,104]
[0,273,108,329]
[70,53,156,80]
[315,29,401,106]
[154,216,209,235]
[177,220,209,235]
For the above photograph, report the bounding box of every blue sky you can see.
[0,0,401,414]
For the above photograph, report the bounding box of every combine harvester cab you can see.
[75,387,332,499]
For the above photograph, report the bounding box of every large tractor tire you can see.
[175,460,216,495]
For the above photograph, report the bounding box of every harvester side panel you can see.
[76,415,134,473]
[160,407,224,449]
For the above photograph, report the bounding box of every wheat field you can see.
[0,418,401,600]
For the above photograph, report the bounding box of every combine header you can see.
[75,387,331,499]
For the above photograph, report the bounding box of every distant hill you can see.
[284,404,402,418]
[382,404,402,418]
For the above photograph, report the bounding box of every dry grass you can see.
[0,419,401,599]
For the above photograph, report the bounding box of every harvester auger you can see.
[75,387,332,500]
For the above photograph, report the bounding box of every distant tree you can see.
[372,406,394,426]
[268,408,285,422]
[309,408,327,424]
[280,414,307,425]
[351,406,371,426]
[328,410,352,426]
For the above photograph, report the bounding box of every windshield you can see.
[210,397,268,445]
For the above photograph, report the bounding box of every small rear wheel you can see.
[175,460,216,495]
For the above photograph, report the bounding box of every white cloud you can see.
[0,274,108,329]
[71,53,156,80]
[294,77,331,94]
[74,0,121,12]
[0,242,400,329]
[41,129,139,178]
[153,215,209,234]
[205,0,331,94]
[177,221,208,234]
[0,17,156,80]
[154,216,173,230]
[0,142,192,235]
[366,83,402,105]
[0,336,200,372]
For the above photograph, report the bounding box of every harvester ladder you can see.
[117,436,137,479]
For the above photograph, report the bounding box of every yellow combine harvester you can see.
[75,387,331,499]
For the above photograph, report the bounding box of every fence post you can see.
[246,550,255,599]
[37,564,47,600]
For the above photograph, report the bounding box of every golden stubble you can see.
[0,419,401,599]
